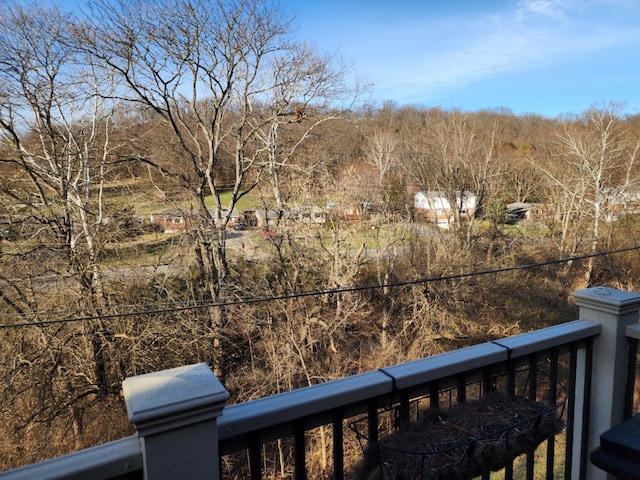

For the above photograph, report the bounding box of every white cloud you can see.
[517,0,572,18]
[370,0,640,102]
[290,0,640,110]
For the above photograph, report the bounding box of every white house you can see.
[414,191,477,228]
[292,205,326,225]
[252,209,282,227]
[600,186,640,222]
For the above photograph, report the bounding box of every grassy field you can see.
[205,190,259,211]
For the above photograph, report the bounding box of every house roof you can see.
[416,190,476,198]
[506,202,543,212]
[150,209,185,218]
[253,209,281,219]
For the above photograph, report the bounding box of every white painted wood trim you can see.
[0,436,142,480]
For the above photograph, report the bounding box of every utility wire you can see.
[0,299,188,319]
[1,244,638,330]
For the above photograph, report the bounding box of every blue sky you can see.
[281,0,640,117]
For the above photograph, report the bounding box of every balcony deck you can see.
[2,286,640,480]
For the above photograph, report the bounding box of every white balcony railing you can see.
[2,286,640,480]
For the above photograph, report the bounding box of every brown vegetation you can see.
[1,0,640,475]
[352,391,564,480]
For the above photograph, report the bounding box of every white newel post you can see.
[123,363,229,480]
[572,286,640,480]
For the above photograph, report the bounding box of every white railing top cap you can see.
[573,286,640,315]
[123,362,229,425]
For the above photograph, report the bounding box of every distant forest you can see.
[1,0,640,473]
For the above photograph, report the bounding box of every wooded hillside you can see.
[1,0,640,473]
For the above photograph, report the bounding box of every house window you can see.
[173,218,182,224]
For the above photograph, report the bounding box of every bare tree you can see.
[538,105,639,284]
[0,2,132,458]
[504,162,543,204]
[403,109,502,245]
[364,128,408,214]
[82,0,301,377]
[0,0,122,326]
[252,43,352,210]
[366,129,398,188]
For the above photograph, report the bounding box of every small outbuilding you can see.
[506,202,545,222]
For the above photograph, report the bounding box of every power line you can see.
[0,299,186,319]
[1,244,638,330]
